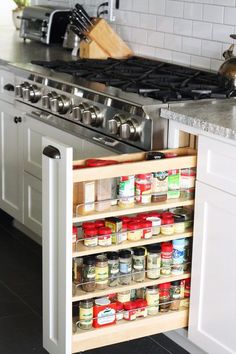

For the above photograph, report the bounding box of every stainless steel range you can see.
[13,56,232,153]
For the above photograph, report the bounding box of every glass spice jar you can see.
[79,299,93,330]
[159,282,171,312]
[147,244,161,279]
[117,290,131,303]
[82,256,96,292]
[83,228,98,247]
[161,242,173,276]
[119,250,132,285]
[161,217,175,235]
[146,214,161,236]
[107,252,119,287]
[146,285,159,315]
[127,222,142,241]
[174,214,186,234]
[73,257,83,286]
[170,280,181,311]
[172,238,185,275]
[98,227,112,246]
[132,248,145,282]
[72,226,78,252]
[141,220,153,239]
[135,173,152,204]
[95,254,109,290]
[116,301,124,321]
[123,301,137,321]
[118,175,135,208]
[151,171,168,202]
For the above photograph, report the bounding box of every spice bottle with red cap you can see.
[161,242,173,276]
[98,227,112,246]
[159,282,171,312]
[118,175,135,208]
[84,228,98,247]
[135,173,152,204]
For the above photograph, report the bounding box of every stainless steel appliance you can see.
[19,5,70,45]
[12,56,234,154]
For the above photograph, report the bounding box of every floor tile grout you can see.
[149,336,173,354]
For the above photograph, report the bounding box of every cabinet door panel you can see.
[0,102,23,221]
[189,181,236,354]
[24,173,42,237]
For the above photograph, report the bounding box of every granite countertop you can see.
[161,99,236,142]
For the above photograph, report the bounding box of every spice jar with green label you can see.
[107,252,119,287]
[95,254,108,290]
[132,248,145,282]
[82,257,96,292]
[78,299,93,330]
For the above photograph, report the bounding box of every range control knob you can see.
[82,106,103,126]
[71,103,89,121]
[119,119,139,140]
[28,85,41,103]
[16,82,30,99]
[50,94,71,114]
[108,114,125,135]
[42,92,58,110]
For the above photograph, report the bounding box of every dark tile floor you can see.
[0,210,189,354]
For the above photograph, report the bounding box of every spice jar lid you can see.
[82,222,95,230]
[116,301,124,311]
[174,215,185,223]
[172,238,185,246]
[162,212,173,219]
[95,297,111,306]
[171,280,181,286]
[146,216,161,226]
[140,220,152,228]
[133,247,145,256]
[161,242,173,252]
[120,175,134,181]
[96,254,108,262]
[164,152,178,158]
[123,301,136,310]
[119,250,131,258]
[85,159,118,167]
[98,227,112,235]
[147,285,158,290]
[147,244,161,253]
[147,212,161,218]
[84,256,96,265]
[136,173,152,179]
[120,216,131,223]
[146,151,165,160]
[127,222,141,230]
[138,213,149,219]
[122,222,128,230]
[162,217,174,224]
[84,228,98,237]
[159,282,171,289]
[73,226,77,234]
[134,299,147,307]
[107,252,119,260]
[94,220,105,228]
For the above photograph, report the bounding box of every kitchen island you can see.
[0,25,236,354]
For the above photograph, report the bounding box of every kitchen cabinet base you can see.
[72,308,188,352]
[13,219,42,245]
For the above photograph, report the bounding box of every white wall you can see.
[33,0,236,71]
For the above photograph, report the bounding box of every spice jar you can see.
[120,221,128,242]
[141,220,153,239]
[119,250,132,285]
[161,216,175,235]
[180,168,196,189]
[146,285,159,315]
[82,221,95,230]
[161,242,173,276]
[174,215,186,234]
[123,301,137,321]
[79,299,93,330]
[147,244,161,279]
[159,282,171,312]
[73,257,83,286]
[167,169,180,199]
[116,302,124,321]
[117,290,131,303]
[107,252,119,287]
[84,228,98,247]
[183,238,191,271]
[172,238,185,275]
[94,220,105,228]
[135,299,148,318]
[135,173,152,204]
[95,255,108,290]
[151,171,168,202]
[72,226,78,252]
[98,227,112,246]
[76,181,95,215]
[146,216,161,236]
[127,222,142,241]
[95,178,112,211]
[132,248,145,282]
[118,175,135,208]
[82,256,96,292]
[170,280,181,311]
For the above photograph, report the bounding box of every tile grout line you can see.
[149,336,173,354]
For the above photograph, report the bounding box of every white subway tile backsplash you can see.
[210,58,223,71]
[203,5,224,23]
[131,28,148,44]
[149,0,166,15]
[138,45,156,57]
[201,40,222,59]
[224,6,236,25]
[191,55,211,69]
[165,0,184,18]
[174,18,192,36]
[156,16,174,33]
[164,33,182,51]
[155,48,173,61]
[172,51,191,65]
[183,37,201,55]
[147,31,165,47]
[119,0,132,11]
[132,0,148,13]
[184,3,203,20]
[192,21,212,39]
[140,14,156,30]
[213,23,234,42]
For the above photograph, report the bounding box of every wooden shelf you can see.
[72,272,191,302]
[73,198,194,223]
[72,308,189,352]
[73,228,193,257]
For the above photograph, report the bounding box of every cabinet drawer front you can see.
[0,69,15,103]
[197,135,236,195]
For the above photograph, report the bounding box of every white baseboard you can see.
[13,220,42,245]
[165,329,207,354]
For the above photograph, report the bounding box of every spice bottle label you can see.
[146,292,159,306]
[133,258,145,270]
[86,267,96,279]
[79,308,93,325]
[109,263,119,275]
[119,262,131,273]
[95,267,108,284]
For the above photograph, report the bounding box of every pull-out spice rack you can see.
[42,143,196,354]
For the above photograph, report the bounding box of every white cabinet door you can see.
[0,101,23,221]
[24,172,42,237]
[189,181,236,354]
[0,68,15,104]
[24,116,113,180]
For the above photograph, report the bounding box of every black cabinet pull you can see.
[14,116,22,124]
[43,145,61,159]
[3,83,14,92]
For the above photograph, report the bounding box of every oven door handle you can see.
[43,145,61,159]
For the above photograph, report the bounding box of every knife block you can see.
[80,18,133,59]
